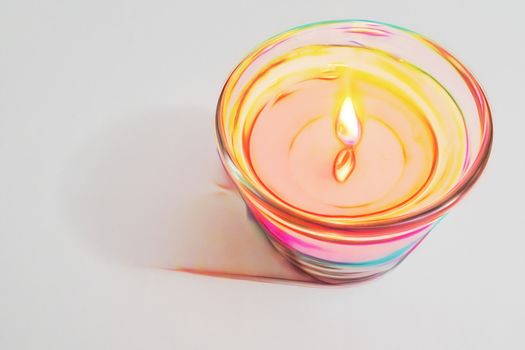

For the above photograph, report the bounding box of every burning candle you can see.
[216,20,492,283]
[333,97,360,182]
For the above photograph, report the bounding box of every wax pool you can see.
[242,46,466,222]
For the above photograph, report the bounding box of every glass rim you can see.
[215,19,493,232]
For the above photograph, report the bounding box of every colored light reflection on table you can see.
[216,21,492,283]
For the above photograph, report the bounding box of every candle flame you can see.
[336,97,361,146]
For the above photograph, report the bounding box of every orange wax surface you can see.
[240,46,467,222]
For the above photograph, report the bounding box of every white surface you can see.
[1,1,524,349]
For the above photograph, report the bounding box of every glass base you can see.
[264,233,410,284]
[246,202,431,285]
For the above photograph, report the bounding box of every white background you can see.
[1,0,524,349]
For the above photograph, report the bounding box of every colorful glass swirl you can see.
[216,20,492,283]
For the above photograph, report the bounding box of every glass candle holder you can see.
[216,20,493,284]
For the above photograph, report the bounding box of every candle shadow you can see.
[60,107,313,284]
